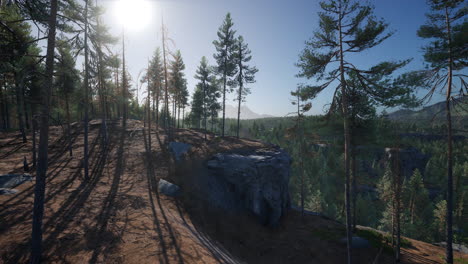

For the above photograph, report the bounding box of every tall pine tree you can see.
[213,13,237,137]
[417,1,466,262]
[233,35,258,138]
[296,1,417,262]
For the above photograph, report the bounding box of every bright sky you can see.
[99,0,445,116]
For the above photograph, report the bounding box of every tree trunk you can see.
[32,117,37,167]
[147,70,152,152]
[338,5,352,263]
[23,88,30,130]
[30,0,57,262]
[83,0,90,180]
[96,7,108,145]
[65,94,72,157]
[122,29,127,127]
[182,107,185,129]
[203,81,207,140]
[352,146,357,232]
[444,6,454,264]
[222,55,227,137]
[14,73,27,143]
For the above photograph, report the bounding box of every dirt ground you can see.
[0,120,466,264]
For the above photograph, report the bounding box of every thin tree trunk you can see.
[23,89,30,130]
[395,149,401,263]
[444,6,454,264]
[83,0,90,180]
[352,146,357,232]
[122,29,127,127]
[0,85,5,130]
[32,117,37,167]
[147,63,152,152]
[182,107,185,129]
[14,73,27,143]
[203,81,207,140]
[65,94,72,157]
[30,0,57,262]
[222,55,227,137]
[96,3,108,144]
[338,4,352,263]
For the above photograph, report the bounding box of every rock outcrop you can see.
[204,147,291,227]
[0,174,32,189]
[169,142,192,162]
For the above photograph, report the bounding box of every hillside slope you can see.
[0,121,466,263]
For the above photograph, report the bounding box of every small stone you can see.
[0,188,18,195]
[158,179,181,197]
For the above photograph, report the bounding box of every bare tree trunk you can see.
[444,6,454,264]
[23,89,30,130]
[30,0,57,262]
[122,29,127,127]
[352,146,357,232]
[14,73,27,143]
[236,84,242,139]
[182,107,185,129]
[0,83,6,130]
[32,117,37,167]
[65,94,72,157]
[147,65,152,152]
[222,56,227,137]
[203,82,207,140]
[338,4,352,262]
[83,0,90,180]
[96,3,108,145]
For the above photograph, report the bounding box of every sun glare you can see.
[114,0,152,31]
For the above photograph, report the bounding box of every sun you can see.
[114,0,152,31]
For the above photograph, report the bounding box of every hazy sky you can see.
[99,0,444,117]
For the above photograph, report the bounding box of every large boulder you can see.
[205,147,291,227]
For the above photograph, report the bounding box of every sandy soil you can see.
[0,120,466,264]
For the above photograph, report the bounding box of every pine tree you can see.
[417,1,467,261]
[213,13,237,137]
[296,1,417,261]
[169,50,187,129]
[148,48,164,127]
[233,35,258,138]
[189,84,204,128]
[195,56,217,139]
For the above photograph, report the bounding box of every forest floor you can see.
[0,120,466,264]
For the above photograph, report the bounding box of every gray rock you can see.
[204,147,291,227]
[340,236,370,249]
[434,242,468,254]
[0,188,18,195]
[0,174,33,189]
[158,179,181,197]
[168,142,192,162]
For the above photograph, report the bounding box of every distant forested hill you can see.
[388,98,468,128]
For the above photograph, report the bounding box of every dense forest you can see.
[0,0,466,264]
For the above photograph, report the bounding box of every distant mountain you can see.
[387,98,468,124]
[222,105,275,120]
